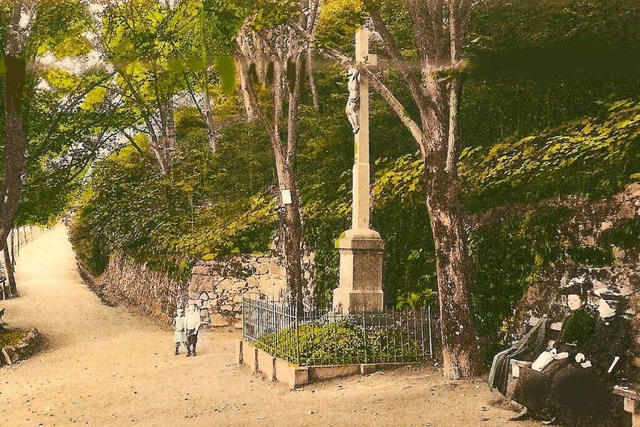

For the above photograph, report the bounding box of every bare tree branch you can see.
[234,50,279,146]
[358,65,425,152]
[273,58,285,159]
[286,53,304,160]
[306,49,320,111]
[367,7,429,117]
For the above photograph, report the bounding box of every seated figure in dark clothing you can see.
[510,278,596,421]
[548,289,634,426]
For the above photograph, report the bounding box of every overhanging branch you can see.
[358,65,424,151]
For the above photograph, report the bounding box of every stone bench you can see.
[614,386,640,427]
[508,317,563,380]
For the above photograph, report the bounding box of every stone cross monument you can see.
[333,27,385,314]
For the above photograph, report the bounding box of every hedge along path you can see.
[0,225,536,426]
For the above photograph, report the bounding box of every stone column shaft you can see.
[334,27,384,314]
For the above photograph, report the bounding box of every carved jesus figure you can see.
[345,67,360,134]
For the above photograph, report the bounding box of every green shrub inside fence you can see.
[253,321,422,366]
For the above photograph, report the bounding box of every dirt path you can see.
[0,225,538,427]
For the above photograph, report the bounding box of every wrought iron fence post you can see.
[271,296,276,357]
[295,301,300,365]
[362,305,368,364]
[412,309,418,362]
[428,305,433,358]
[242,296,246,341]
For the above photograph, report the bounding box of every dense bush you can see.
[69,110,276,279]
[371,100,639,361]
[600,218,640,250]
[254,321,421,366]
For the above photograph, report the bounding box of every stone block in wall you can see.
[625,183,640,199]
[190,275,212,293]
[257,276,270,289]
[583,235,596,246]
[192,265,209,275]
[210,313,229,327]
[216,278,235,291]
[267,261,285,276]
[619,202,636,220]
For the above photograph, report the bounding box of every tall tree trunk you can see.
[3,237,17,296]
[157,98,176,174]
[235,58,257,121]
[346,0,480,379]
[306,50,319,111]
[283,54,305,312]
[1,55,27,241]
[277,169,305,313]
[237,49,307,312]
[425,159,480,379]
[201,88,219,153]
[420,79,480,379]
[0,1,31,298]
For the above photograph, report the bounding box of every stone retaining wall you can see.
[103,254,187,323]
[98,253,289,327]
[517,183,640,346]
[187,255,287,327]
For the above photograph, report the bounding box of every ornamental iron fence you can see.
[242,296,437,366]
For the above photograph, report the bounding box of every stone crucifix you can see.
[347,27,378,231]
[334,27,385,314]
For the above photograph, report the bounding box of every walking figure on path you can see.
[172,308,187,355]
[185,303,201,357]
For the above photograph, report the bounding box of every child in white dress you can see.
[173,308,187,355]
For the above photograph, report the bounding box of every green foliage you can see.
[31,0,93,57]
[68,197,110,275]
[371,97,638,359]
[566,246,614,267]
[215,56,236,94]
[254,321,420,365]
[0,329,27,348]
[470,0,640,54]
[460,100,640,210]
[395,288,436,309]
[315,0,366,52]
[600,218,640,250]
[69,109,276,278]
[471,206,573,359]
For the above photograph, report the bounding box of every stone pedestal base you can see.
[333,229,384,313]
